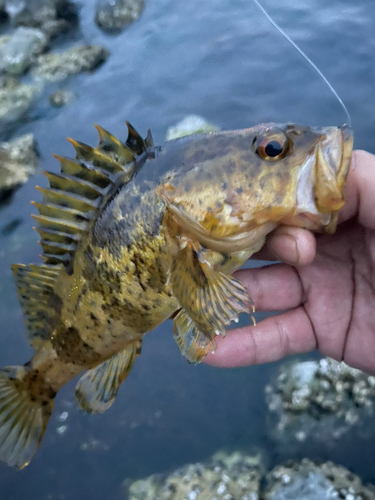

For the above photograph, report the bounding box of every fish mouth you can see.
[282,124,354,232]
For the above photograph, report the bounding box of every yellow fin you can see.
[173,309,216,364]
[171,242,251,335]
[11,264,60,348]
[0,366,54,469]
[74,341,141,414]
[94,124,135,164]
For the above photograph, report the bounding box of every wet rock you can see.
[32,45,110,82]
[0,77,41,126]
[0,27,47,76]
[49,88,74,107]
[0,133,39,200]
[125,451,261,500]
[166,115,220,140]
[95,0,145,34]
[265,358,375,443]
[265,459,375,500]
[4,0,78,39]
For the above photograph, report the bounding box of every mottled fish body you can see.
[0,121,353,468]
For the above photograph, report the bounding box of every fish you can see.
[0,121,353,468]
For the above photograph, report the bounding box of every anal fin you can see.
[75,341,142,414]
[173,309,216,364]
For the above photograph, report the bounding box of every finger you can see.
[339,149,375,229]
[234,264,304,312]
[204,306,317,367]
[252,226,317,266]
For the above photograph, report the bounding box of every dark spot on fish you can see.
[236,187,243,194]
[52,326,101,365]
[64,257,75,276]
[184,182,191,192]
[89,312,101,327]
[26,369,57,401]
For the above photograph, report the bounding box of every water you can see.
[0,0,375,498]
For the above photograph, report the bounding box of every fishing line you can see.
[251,0,352,127]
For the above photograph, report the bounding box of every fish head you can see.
[159,123,353,253]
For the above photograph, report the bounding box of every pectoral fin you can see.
[171,242,252,335]
[75,341,141,414]
[173,309,216,364]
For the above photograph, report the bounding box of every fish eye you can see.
[252,128,290,161]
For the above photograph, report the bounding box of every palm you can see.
[297,221,375,373]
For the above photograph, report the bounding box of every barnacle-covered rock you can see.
[265,358,375,443]
[49,88,75,107]
[166,115,220,140]
[95,0,145,34]
[0,133,39,201]
[125,451,262,500]
[265,459,375,500]
[32,45,110,82]
[0,27,47,76]
[0,76,41,127]
[4,0,78,39]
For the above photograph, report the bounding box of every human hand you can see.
[204,150,375,375]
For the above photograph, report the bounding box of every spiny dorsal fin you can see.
[33,123,152,267]
[11,264,60,349]
[125,121,147,155]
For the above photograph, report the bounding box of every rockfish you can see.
[0,121,353,468]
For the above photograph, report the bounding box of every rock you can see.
[125,451,261,500]
[166,115,220,140]
[32,45,110,82]
[0,77,41,127]
[95,0,145,34]
[265,358,375,443]
[49,88,74,107]
[0,133,39,201]
[0,27,47,76]
[4,0,78,39]
[265,459,375,500]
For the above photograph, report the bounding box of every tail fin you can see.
[0,366,54,469]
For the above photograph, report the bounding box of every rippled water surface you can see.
[1,0,375,498]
